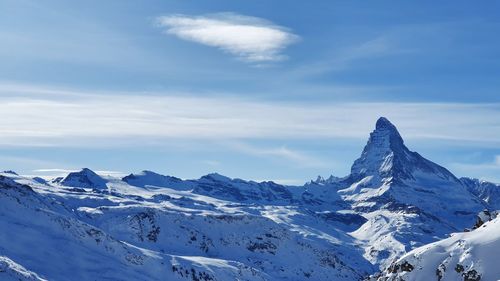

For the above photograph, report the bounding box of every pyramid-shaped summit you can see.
[349,117,457,183]
[374,117,404,143]
[341,118,484,251]
[60,168,107,189]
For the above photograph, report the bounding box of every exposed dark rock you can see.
[463,269,481,281]
[436,263,446,281]
[400,261,414,272]
[246,240,277,254]
[130,211,160,242]
[171,265,215,281]
[315,211,367,227]
[473,209,497,230]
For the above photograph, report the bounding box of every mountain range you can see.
[1,117,498,281]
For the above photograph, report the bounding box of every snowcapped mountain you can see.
[342,118,481,217]
[336,117,485,268]
[58,168,108,189]
[122,170,186,189]
[1,117,499,281]
[123,171,295,204]
[0,170,372,281]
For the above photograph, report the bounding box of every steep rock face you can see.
[461,177,500,209]
[59,168,107,190]
[349,117,458,184]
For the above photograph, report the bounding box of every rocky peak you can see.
[308,175,342,186]
[350,117,409,181]
[375,117,403,137]
[367,117,406,154]
[349,117,458,183]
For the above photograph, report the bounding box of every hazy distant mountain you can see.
[461,177,500,210]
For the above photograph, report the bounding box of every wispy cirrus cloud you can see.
[32,168,125,178]
[155,13,299,62]
[1,83,500,147]
[226,142,330,168]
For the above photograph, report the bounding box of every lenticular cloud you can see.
[156,13,299,62]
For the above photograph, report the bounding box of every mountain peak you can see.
[349,117,459,184]
[60,168,107,189]
[200,173,232,182]
[122,170,184,189]
[373,117,404,146]
[350,118,407,180]
[376,117,397,131]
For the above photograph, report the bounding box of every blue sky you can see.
[1,0,500,184]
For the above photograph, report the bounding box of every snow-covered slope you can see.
[372,216,500,281]
[0,170,372,281]
[0,256,47,281]
[1,117,499,280]
[0,173,272,281]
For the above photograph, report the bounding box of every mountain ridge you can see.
[1,117,499,280]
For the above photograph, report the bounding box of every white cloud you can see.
[32,168,125,178]
[226,142,329,168]
[155,13,299,62]
[1,83,500,147]
[33,168,76,173]
[0,156,60,168]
